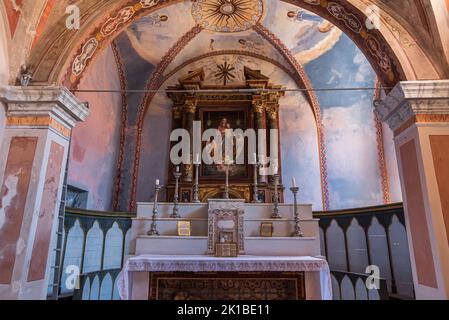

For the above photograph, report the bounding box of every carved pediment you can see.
[244,67,269,81]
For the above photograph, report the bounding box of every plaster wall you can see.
[68,45,122,211]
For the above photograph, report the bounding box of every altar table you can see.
[118,255,332,300]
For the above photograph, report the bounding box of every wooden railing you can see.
[49,208,134,299]
[330,271,389,300]
[314,203,415,299]
[54,203,414,300]
[73,269,122,300]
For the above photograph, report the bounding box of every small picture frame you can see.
[215,243,238,257]
[177,221,191,237]
[260,222,274,237]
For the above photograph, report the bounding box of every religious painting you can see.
[200,108,249,180]
[181,189,191,202]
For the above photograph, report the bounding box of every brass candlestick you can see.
[193,163,200,203]
[290,186,304,237]
[224,164,230,199]
[271,174,282,219]
[147,182,162,236]
[171,168,182,218]
[252,162,261,203]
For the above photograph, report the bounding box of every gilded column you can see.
[183,99,197,182]
[252,98,267,184]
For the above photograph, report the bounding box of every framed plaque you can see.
[260,222,274,237]
[177,221,191,237]
[215,243,238,257]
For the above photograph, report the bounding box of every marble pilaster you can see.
[376,80,449,299]
[0,86,89,300]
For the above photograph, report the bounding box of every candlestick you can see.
[224,163,230,199]
[252,162,261,203]
[271,174,282,219]
[147,181,162,236]
[195,153,200,165]
[171,168,182,218]
[192,163,200,203]
[290,186,303,237]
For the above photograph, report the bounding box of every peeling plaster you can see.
[0,170,21,230]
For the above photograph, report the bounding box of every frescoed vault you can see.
[4,0,448,212]
[61,1,403,211]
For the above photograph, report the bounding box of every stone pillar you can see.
[376,80,449,299]
[0,86,89,300]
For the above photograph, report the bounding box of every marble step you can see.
[136,202,314,220]
[134,235,321,257]
[130,218,319,238]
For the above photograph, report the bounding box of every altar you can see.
[118,255,331,300]
[119,199,332,300]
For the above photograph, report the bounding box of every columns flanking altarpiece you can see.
[166,67,285,204]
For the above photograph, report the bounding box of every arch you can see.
[81,277,91,301]
[26,0,441,90]
[340,275,355,300]
[133,48,328,210]
[388,215,414,297]
[367,217,392,291]
[354,278,368,300]
[61,220,84,295]
[346,218,369,273]
[331,274,340,300]
[82,221,104,273]
[90,275,100,300]
[326,219,347,271]
[103,222,124,270]
[99,273,113,300]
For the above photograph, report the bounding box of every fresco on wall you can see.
[102,0,402,210]
[69,46,122,211]
[3,0,23,37]
[305,34,389,209]
[137,55,323,209]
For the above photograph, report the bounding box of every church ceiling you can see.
[114,0,342,89]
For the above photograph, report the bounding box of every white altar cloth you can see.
[118,255,332,300]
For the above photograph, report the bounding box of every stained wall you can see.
[68,45,122,211]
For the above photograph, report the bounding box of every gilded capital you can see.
[172,104,183,119]
[266,104,279,120]
[184,101,197,114]
[252,100,265,114]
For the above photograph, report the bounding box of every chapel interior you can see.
[0,0,449,301]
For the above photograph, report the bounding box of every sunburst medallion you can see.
[192,0,264,33]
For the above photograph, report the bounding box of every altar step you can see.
[134,235,320,256]
[136,202,314,220]
[130,218,319,238]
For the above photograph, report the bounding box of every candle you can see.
[253,153,257,164]
[292,177,297,187]
[155,179,160,186]
[176,166,180,173]
[195,153,200,164]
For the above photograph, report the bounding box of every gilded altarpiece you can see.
[166,67,285,203]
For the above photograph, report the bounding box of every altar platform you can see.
[121,200,331,300]
[118,255,332,300]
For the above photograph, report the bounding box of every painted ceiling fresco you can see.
[79,0,402,211]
